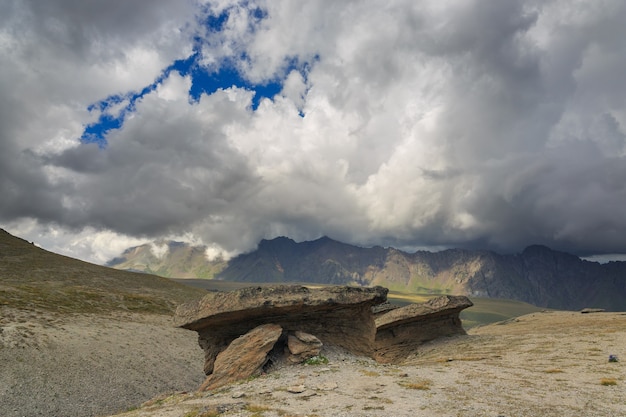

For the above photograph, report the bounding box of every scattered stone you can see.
[287,331,323,364]
[581,308,606,314]
[301,390,317,398]
[317,381,338,391]
[374,295,473,363]
[287,384,307,393]
[199,323,283,391]
[231,391,245,398]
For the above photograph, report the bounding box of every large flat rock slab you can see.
[175,285,388,374]
[175,285,388,330]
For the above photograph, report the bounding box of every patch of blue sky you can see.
[80,4,307,147]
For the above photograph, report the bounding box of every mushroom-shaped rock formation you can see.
[174,285,388,375]
[374,295,473,363]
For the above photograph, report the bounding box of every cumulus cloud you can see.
[2,0,626,263]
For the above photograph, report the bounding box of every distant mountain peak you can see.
[107,236,626,311]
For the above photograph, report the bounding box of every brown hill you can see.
[0,229,205,314]
[0,228,209,417]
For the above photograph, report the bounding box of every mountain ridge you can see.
[108,235,626,311]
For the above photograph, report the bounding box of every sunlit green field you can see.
[173,279,546,328]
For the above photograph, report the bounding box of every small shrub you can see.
[245,404,271,412]
[304,355,328,365]
[363,405,385,410]
[600,378,618,386]
[398,379,432,390]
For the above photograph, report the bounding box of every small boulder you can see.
[581,308,606,314]
[286,331,323,363]
[199,323,283,391]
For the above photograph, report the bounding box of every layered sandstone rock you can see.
[175,285,388,375]
[374,295,473,363]
[176,285,473,390]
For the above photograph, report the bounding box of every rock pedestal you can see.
[373,295,473,363]
[175,285,474,390]
[175,285,387,376]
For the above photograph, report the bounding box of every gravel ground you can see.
[0,307,205,417]
[2,308,625,417]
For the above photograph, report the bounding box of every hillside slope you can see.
[0,229,205,314]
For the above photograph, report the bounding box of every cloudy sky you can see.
[2,0,626,264]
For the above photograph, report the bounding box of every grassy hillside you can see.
[0,230,206,314]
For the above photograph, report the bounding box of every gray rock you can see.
[374,295,473,363]
[175,285,387,374]
[199,323,283,391]
[580,308,606,314]
[286,331,323,363]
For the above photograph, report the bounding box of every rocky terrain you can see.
[2,305,624,417]
[2,228,625,417]
[173,284,472,390]
[0,228,208,417]
[112,311,626,417]
[109,236,626,311]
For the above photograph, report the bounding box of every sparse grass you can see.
[398,379,432,390]
[304,355,328,365]
[0,230,206,315]
[245,403,271,416]
[363,405,385,410]
[360,369,380,377]
[600,378,618,386]
[368,396,393,404]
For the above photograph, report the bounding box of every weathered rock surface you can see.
[581,308,606,314]
[199,323,283,391]
[374,295,473,363]
[175,285,388,375]
[286,331,323,363]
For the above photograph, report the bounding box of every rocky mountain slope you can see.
[109,236,626,311]
[0,228,210,417]
[107,240,227,279]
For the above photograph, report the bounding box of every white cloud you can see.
[2,0,626,262]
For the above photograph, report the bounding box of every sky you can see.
[2,0,626,265]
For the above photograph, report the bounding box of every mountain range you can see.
[107,236,626,311]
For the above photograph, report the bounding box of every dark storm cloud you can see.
[2,0,626,262]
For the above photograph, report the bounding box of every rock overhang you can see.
[174,284,389,331]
